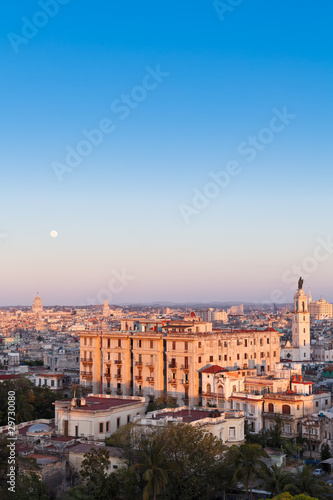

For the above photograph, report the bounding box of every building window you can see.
[316,402,319,407]
[282,405,291,415]
[210,356,213,362]
[127,415,130,424]
[268,403,274,413]
[229,427,236,438]
[273,351,276,357]
[84,338,87,345]
[260,352,264,358]
[106,421,110,432]
[51,380,54,387]
[224,355,227,361]
[303,316,305,321]
[267,352,270,358]
[219,355,221,361]
[325,400,328,405]
[254,339,256,345]
[198,356,201,363]
[117,418,120,429]
[172,341,176,350]
[150,340,153,349]
[297,405,300,410]
[107,339,111,348]
[237,354,240,360]
[237,340,240,346]
[303,328,305,333]
[254,353,256,359]
[198,342,201,348]
[99,423,103,433]
[284,423,291,433]
[118,339,122,347]
[267,338,270,344]
[244,339,247,347]
[138,340,141,348]
[224,342,227,347]
[185,342,188,351]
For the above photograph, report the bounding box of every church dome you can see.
[32,292,43,313]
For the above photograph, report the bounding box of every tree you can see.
[263,464,293,496]
[321,443,331,461]
[134,439,170,500]
[105,422,139,466]
[80,447,110,498]
[146,395,179,413]
[231,442,268,500]
[267,415,285,448]
[151,422,225,500]
[284,465,332,500]
[272,493,320,500]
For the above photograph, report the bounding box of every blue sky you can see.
[1,1,333,305]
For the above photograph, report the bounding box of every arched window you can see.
[268,403,274,413]
[206,383,211,394]
[282,404,291,415]
[232,385,237,392]
[218,385,224,396]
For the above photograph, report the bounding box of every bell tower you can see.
[292,277,310,360]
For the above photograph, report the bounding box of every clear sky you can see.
[1,1,333,306]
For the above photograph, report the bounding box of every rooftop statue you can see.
[298,277,303,290]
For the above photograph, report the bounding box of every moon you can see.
[50,230,58,238]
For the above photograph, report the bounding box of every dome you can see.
[32,292,43,313]
[27,423,51,433]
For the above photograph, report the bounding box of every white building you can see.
[54,394,146,439]
[133,406,245,445]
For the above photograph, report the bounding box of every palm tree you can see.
[284,464,332,499]
[232,443,268,500]
[135,439,170,500]
[263,464,292,496]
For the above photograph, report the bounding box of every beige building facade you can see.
[79,322,282,406]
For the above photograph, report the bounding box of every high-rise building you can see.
[103,299,110,317]
[309,297,332,320]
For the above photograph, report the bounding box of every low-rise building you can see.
[54,395,146,439]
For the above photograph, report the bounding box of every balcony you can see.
[202,392,217,398]
[182,379,189,386]
[80,371,93,379]
[114,360,122,365]
[263,411,294,420]
[105,360,112,365]
[168,378,177,385]
[181,365,189,372]
[136,390,143,396]
[135,361,143,367]
[81,358,93,363]
[104,373,111,378]
[135,376,143,382]
[147,377,154,383]
[146,362,155,369]
[115,373,122,380]
[169,363,177,370]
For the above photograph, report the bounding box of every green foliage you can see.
[284,465,332,500]
[23,360,44,366]
[134,439,170,500]
[229,442,268,500]
[146,395,179,413]
[321,443,331,461]
[271,493,319,500]
[262,464,293,496]
[0,376,63,426]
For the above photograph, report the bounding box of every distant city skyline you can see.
[1,2,333,306]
